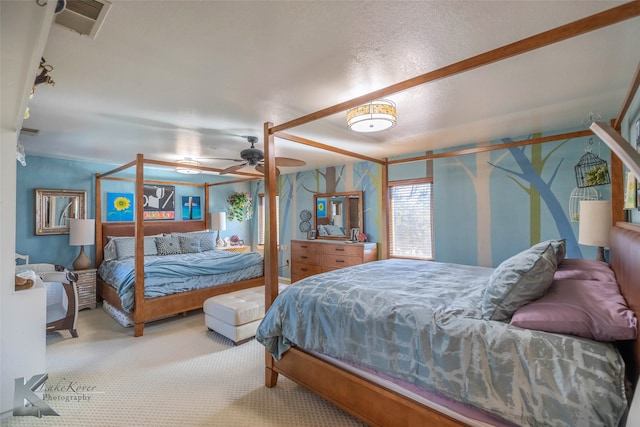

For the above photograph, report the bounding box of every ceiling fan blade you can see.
[197,157,244,162]
[255,164,280,175]
[220,163,247,175]
[275,157,306,167]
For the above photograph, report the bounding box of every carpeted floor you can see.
[2,306,366,427]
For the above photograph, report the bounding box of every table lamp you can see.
[69,218,95,270]
[578,200,611,262]
[211,212,227,247]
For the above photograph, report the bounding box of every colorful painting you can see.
[316,198,327,218]
[143,184,175,220]
[107,193,134,221]
[625,171,637,209]
[182,196,201,220]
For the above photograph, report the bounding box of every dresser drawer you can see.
[321,254,362,269]
[291,240,321,253]
[291,263,322,282]
[291,251,321,265]
[321,244,362,257]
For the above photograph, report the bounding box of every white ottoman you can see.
[203,284,287,345]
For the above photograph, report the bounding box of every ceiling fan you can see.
[211,136,306,175]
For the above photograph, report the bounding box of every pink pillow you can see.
[554,258,616,282]
[510,279,637,341]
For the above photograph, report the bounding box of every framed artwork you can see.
[624,171,637,209]
[307,230,316,240]
[143,184,175,220]
[182,196,201,220]
[107,192,134,221]
[316,198,327,218]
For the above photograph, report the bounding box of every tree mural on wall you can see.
[450,150,495,266]
[488,137,582,258]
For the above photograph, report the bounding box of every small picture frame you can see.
[308,230,316,240]
[350,228,360,242]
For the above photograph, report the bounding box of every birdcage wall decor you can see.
[574,147,610,188]
[569,186,600,222]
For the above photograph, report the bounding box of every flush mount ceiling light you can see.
[175,159,201,174]
[346,99,397,133]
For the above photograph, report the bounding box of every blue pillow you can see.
[155,236,181,255]
[481,242,558,321]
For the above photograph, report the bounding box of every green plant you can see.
[227,192,253,222]
[584,164,609,186]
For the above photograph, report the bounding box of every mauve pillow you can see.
[554,258,616,282]
[510,279,637,341]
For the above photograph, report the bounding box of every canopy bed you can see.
[257,3,640,426]
[95,154,264,337]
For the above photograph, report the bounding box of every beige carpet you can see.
[2,306,366,427]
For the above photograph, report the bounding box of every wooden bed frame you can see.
[260,4,640,426]
[95,155,264,337]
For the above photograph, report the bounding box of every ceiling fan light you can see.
[175,159,201,174]
[347,99,397,133]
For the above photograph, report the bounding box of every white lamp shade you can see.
[69,218,95,246]
[578,200,611,247]
[211,212,227,231]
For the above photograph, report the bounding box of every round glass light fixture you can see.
[175,159,201,174]
[347,99,397,133]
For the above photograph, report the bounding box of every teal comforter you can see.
[256,259,627,427]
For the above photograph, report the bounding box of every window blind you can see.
[389,182,433,259]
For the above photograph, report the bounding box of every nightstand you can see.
[73,268,97,310]
[219,245,251,253]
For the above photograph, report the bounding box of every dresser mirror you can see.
[314,191,363,240]
[35,188,87,235]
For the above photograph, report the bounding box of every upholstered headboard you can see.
[610,222,640,385]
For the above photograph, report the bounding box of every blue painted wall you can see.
[15,156,252,267]
[17,125,612,271]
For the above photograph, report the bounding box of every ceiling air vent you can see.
[54,0,112,39]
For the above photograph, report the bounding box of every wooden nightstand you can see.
[218,245,251,253]
[73,268,97,310]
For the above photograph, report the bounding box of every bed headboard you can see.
[97,220,207,266]
[610,222,640,385]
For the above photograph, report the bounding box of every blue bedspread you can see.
[256,259,627,427]
[99,250,263,312]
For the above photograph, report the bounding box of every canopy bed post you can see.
[264,121,280,387]
[133,154,146,337]
[95,172,103,266]
[204,183,210,229]
[381,158,389,260]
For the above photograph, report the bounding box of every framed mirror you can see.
[35,189,87,235]
[314,191,363,240]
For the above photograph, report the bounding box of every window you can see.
[258,194,279,245]
[389,180,433,259]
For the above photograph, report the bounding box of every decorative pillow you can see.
[511,279,637,341]
[324,224,345,236]
[317,225,328,236]
[112,236,158,259]
[155,236,181,255]
[554,258,616,282]
[104,239,117,261]
[481,243,557,321]
[172,231,215,251]
[531,239,566,265]
[179,236,201,253]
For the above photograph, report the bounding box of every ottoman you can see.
[203,284,287,344]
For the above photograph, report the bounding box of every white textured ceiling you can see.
[19,1,640,174]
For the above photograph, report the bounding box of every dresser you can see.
[291,240,378,283]
[73,268,97,310]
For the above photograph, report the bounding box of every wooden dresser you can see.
[291,240,378,283]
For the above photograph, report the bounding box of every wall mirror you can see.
[35,189,87,235]
[314,191,363,240]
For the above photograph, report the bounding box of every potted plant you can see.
[227,192,253,222]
